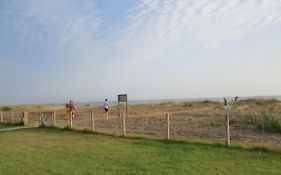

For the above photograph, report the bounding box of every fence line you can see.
[1,110,281,147]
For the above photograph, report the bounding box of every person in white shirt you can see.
[102,99,109,119]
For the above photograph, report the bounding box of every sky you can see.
[0,0,281,105]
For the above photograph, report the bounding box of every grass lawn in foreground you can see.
[0,128,280,175]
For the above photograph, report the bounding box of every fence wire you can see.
[1,110,280,147]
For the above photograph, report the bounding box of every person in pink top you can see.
[65,100,76,118]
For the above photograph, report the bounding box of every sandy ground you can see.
[1,99,281,147]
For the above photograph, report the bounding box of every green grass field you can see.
[0,128,280,175]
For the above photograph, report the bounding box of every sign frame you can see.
[118,94,127,102]
[117,94,128,119]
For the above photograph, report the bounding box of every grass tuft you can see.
[63,126,73,131]
[252,146,270,153]
[258,114,281,133]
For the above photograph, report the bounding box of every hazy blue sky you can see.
[1,0,281,105]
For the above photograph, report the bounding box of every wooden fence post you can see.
[69,113,73,129]
[225,114,230,146]
[122,112,126,136]
[91,112,95,131]
[53,111,56,127]
[39,112,42,126]
[0,111,3,123]
[24,111,28,127]
[166,113,170,140]
[11,111,14,123]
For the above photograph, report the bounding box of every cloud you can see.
[0,0,101,59]
[114,0,281,61]
[1,0,281,64]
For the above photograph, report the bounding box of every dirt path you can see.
[0,126,29,132]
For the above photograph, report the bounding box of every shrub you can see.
[239,98,280,106]
[63,126,72,131]
[246,114,255,125]
[252,146,269,153]
[1,106,13,111]
[17,121,24,125]
[82,129,92,133]
[258,115,281,133]
[39,123,47,128]
[255,100,263,106]
[229,118,236,125]
[183,102,192,108]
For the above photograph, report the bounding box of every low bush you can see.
[1,106,13,111]
[246,114,255,125]
[82,128,93,133]
[255,100,263,106]
[229,118,236,124]
[258,115,281,133]
[183,102,192,108]
[63,126,72,131]
[239,98,279,106]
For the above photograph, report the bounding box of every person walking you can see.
[65,100,76,119]
[102,99,109,119]
[224,98,228,110]
[234,96,238,103]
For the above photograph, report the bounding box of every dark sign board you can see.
[118,94,127,102]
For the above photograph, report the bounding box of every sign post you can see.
[224,98,231,146]
[118,94,128,119]
[225,114,230,146]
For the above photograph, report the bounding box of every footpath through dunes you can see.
[1,99,281,148]
[0,126,27,132]
[0,128,281,175]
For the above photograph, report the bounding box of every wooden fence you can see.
[0,110,237,146]
[1,110,281,147]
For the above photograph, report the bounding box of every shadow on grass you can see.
[31,126,280,155]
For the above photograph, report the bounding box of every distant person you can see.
[102,99,109,119]
[224,98,228,109]
[234,96,238,102]
[65,100,76,118]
